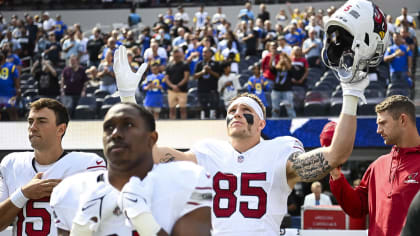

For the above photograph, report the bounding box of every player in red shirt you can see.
[330,95,420,236]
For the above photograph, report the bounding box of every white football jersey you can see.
[50,161,212,235]
[0,151,106,236]
[191,136,305,236]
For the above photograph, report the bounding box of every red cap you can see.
[320,121,337,147]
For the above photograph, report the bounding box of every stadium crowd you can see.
[0,2,417,121]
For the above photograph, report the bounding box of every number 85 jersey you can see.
[191,136,304,236]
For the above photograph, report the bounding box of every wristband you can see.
[341,95,358,116]
[10,188,29,208]
[130,212,161,236]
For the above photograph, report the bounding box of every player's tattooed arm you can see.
[287,150,332,183]
[159,153,176,163]
[153,145,198,164]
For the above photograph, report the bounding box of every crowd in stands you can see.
[0,2,418,121]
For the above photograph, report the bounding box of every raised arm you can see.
[152,146,197,164]
[286,76,369,188]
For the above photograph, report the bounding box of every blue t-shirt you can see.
[247,75,270,107]
[142,73,167,107]
[185,46,203,75]
[54,20,67,38]
[285,32,301,46]
[0,62,19,97]
[129,13,141,26]
[385,44,412,72]
[7,54,22,67]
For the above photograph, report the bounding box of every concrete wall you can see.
[2,1,419,33]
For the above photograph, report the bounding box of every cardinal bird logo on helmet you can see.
[373,4,387,40]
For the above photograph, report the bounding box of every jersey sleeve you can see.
[50,178,79,231]
[84,153,107,172]
[0,168,9,202]
[179,168,212,217]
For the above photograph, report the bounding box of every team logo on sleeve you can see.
[404,172,419,184]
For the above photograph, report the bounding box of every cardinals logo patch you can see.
[404,172,419,184]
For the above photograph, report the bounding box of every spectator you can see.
[395,7,417,28]
[194,5,208,30]
[42,12,55,33]
[212,7,226,26]
[172,27,186,47]
[128,6,141,28]
[217,62,241,109]
[247,63,270,108]
[75,30,89,67]
[257,4,270,23]
[86,27,104,67]
[44,32,61,65]
[25,15,38,57]
[302,29,322,67]
[221,43,240,74]
[164,8,175,28]
[276,9,289,27]
[384,33,412,86]
[238,1,255,21]
[85,66,100,87]
[100,37,117,61]
[387,15,396,36]
[271,52,295,118]
[60,54,88,116]
[165,47,189,119]
[0,52,19,121]
[290,46,309,88]
[277,36,292,56]
[194,47,220,119]
[175,5,190,26]
[122,30,137,49]
[144,40,167,73]
[141,63,166,120]
[2,42,22,76]
[62,28,82,64]
[31,58,60,98]
[54,14,67,41]
[284,24,301,47]
[154,28,172,51]
[185,35,203,76]
[241,19,258,57]
[0,30,21,54]
[305,15,323,39]
[262,41,281,87]
[139,26,151,55]
[263,20,277,47]
[97,50,116,94]
[303,181,333,206]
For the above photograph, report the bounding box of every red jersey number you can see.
[213,172,267,218]
[17,197,51,236]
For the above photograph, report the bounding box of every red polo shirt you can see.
[330,145,420,236]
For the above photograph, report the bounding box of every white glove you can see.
[341,71,370,104]
[118,176,153,221]
[72,182,114,232]
[113,45,148,98]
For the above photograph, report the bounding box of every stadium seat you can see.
[74,105,96,120]
[303,101,329,116]
[386,88,411,98]
[329,98,342,116]
[292,86,306,115]
[103,95,121,105]
[22,89,39,98]
[85,85,99,95]
[358,100,380,116]
[187,88,200,118]
[78,96,97,109]
[94,89,110,99]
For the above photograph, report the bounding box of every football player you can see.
[50,103,212,236]
[113,0,389,234]
[0,98,106,236]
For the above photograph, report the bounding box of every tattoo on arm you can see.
[288,151,332,182]
[160,153,176,163]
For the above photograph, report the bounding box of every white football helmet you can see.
[322,0,389,83]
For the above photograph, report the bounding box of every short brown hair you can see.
[228,93,267,119]
[375,95,416,123]
[30,98,70,126]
